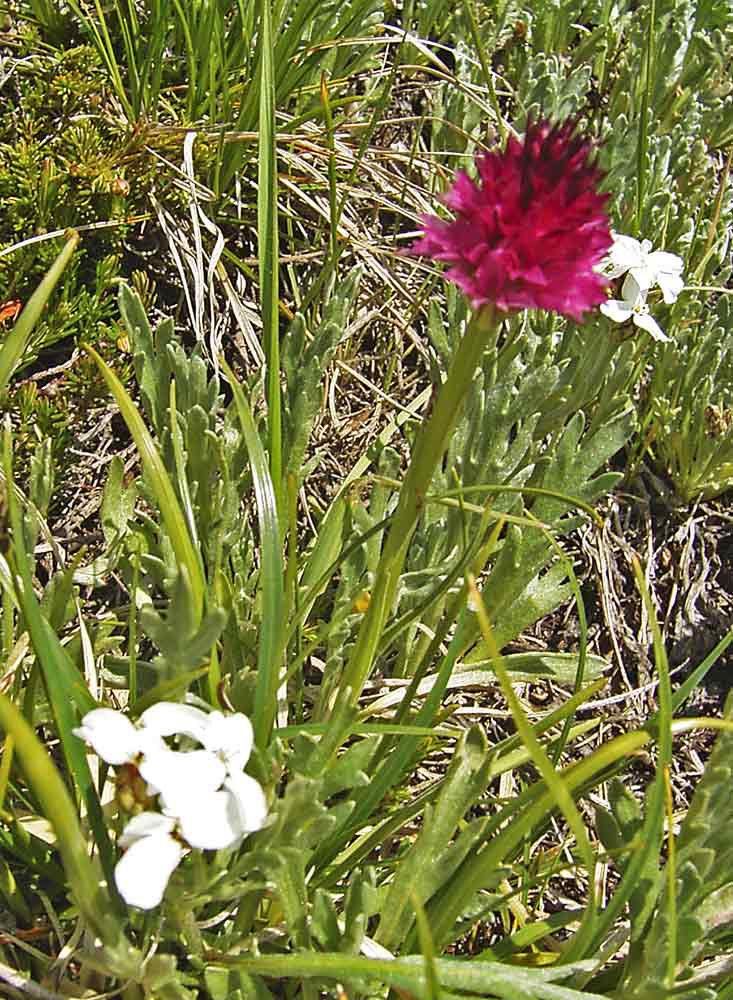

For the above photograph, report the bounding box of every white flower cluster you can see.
[74,702,267,910]
[600,233,685,342]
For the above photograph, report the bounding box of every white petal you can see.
[620,273,646,305]
[135,727,168,758]
[202,712,254,771]
[176,789,244,850]
[140,748,227,815]
[224,772,268,835]
[633,310,669,342]
[646,250,684,275]
[115,831,184,909]
[600,300,633,323]
[626,265,655,293]
[73,709,140,765]
[118,811,177,848]
[656,271,684,304]
[608,234,644,273]
[139,702,209,741]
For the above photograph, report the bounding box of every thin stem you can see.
[635,0,656,232]
[309,306,499,770]
[128,556,139,706]
[461,0,506,145]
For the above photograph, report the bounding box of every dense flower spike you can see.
[411,119,612,320]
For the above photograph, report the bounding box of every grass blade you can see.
[0,691,119,944]
[467,574,598,952]
[221,357,285,747]
[84,345,205,624]
[0,232,78,395]
[424,728,651,948]
[257,0,283,511]
[1,425,119,912]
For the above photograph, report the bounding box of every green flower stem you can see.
[317,306,499,760]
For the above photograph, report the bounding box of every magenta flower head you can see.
[411,119,612,321]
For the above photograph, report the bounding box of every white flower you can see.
[138,747,228,811]
[75,703,255,781]
[75,702,269,909]
[139,704,254,775]
[603,233,684,304]
[219,771,269,837]
[199,711,255,774]
[176,773,268,850]
[138,702,211,741]
[112,771,267,907]
[73,708,164,765]
[600,275,669,342]
[115,812,185,910]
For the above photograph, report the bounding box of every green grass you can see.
[0,0,733,997]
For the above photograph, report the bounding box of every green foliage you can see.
[281,267,361,485]
[1,276,731,999]
[598,699,733,998]
[0,34,157,365]
[47,0,386,190]
[645,295,733,500]
[2,0,733,996]
[393,301,634,673]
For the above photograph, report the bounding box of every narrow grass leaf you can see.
[635,0,656,230]
[571,611,669,965]
[0,692,119,944]
[221,357,284,747]
[663,765,677,986]
[412,892,441,1000]
[1,429,119,899]
[376,725,492,950]
[425,723,651,948]
[257,0,283,508]
[0,232,78,395]
[632,557,673,765]
[574,556,675,972]
[0,733,12,815]
[313,676,605,877]
[319,71,339,281]
[84,345,205,624]
[467,577,597,931]
[64,1,132,118]
[669,630,733,714]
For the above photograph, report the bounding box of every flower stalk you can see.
[320,306,499,748]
